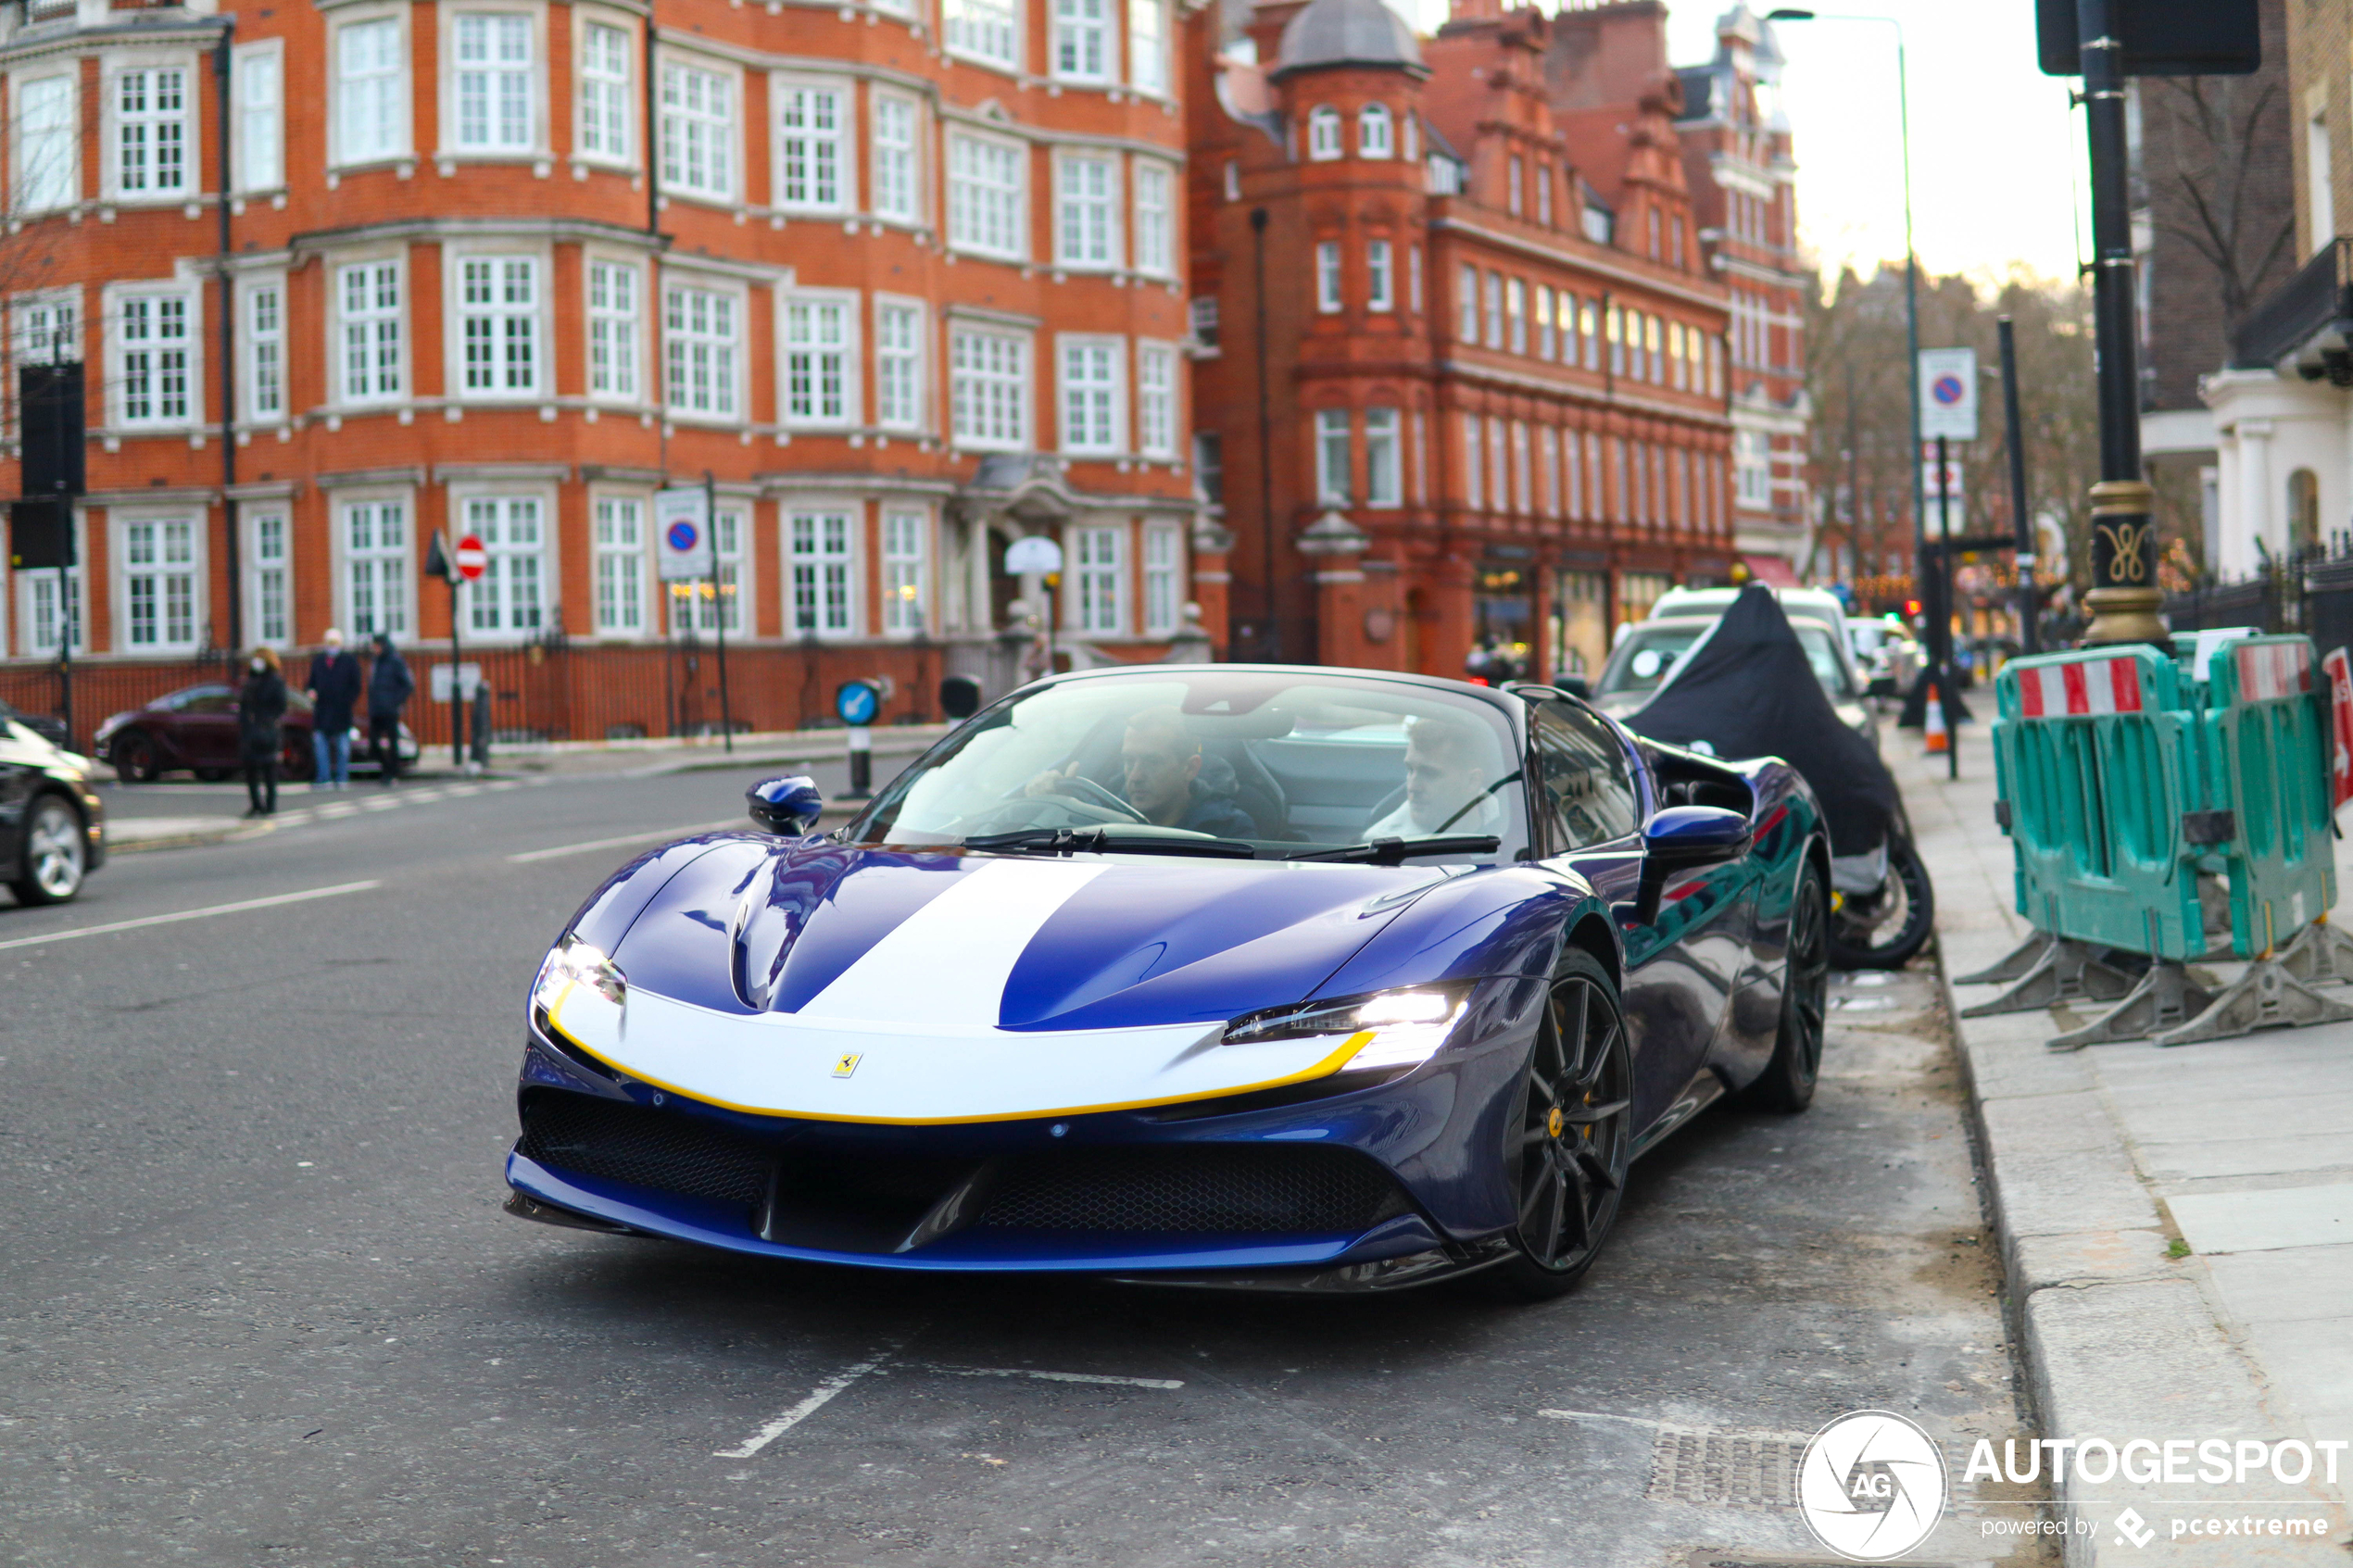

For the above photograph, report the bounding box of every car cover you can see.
[1623,584,1899,855]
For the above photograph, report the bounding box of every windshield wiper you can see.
[1289,834,1502,865]
[963,827,1258,859]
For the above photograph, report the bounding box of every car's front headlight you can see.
[533,933,627,1019]
[1221,985,1470,1073]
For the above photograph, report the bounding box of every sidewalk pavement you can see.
[473,721,953,779]
[1897,737,2353,1564]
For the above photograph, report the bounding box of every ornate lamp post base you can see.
[2081,480,2169,647]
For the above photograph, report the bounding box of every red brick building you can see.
[1186,0,1734,684]
[0,0,1214,743]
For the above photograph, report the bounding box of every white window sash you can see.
[457,256,541,396]
[776,83,847,211]
[579,20,634,162]
[660,62,735,200]
[453,13,535,153]
[237,47,284,192]
[336,18,409,166]
[587,260,642,401]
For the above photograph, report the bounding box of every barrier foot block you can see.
[1955,930,2059,987]
[2150,960,2353,1047]
[2046,962,2214,1051]
[2277,919,2353,987]
[1958,939,2139,1018]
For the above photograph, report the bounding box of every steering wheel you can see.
[963,795,1146,836]
[999,771,1149,824]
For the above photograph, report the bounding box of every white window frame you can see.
[1315,408,1351,505]
[1054,151,1120,270]
[1366,239,1392,312]
[875,295,926,433]
[660,56,737,204]
[1052,0,1113,83]
[233,41,284,194]
[1140,524,1180,635]
[950,325,1029,451]
[1131,159,1174,276]
[16,289,81,369]
[108,283,201,432]
[592,492,649,638]
[576,15,635,168]
[585,256,644,404]
[1506,276,1526,354]
[1307,106,1341,161]
[779,287,854,430]
[1456,262,1478,342]
[115,513,202,654]
[948,132,1026,260]
[871,91,921,226]
[785,505,861,638]
[1408,244,1423,313]
[1135,339,1177,458]
[457,489,552,639]
[108,60,193,202]
[13,70,79,214]
[1127,0,1169,95]
[333,256,406,407]
[1072,522,1123,634]
[336,493,411,640]
[446,10,539,157]
[1316,242,1342,313]
[1488,419,1507,514]
[944,0,1020,71]
[247,508,292,648]
[243,276,287,425]
[16,555,84,658]
[448,251,545,400]
[1357,103,1392,158]
[1483,270,1503,348]
[665,275,746,422]
[1058,334,1123,455]
[774,77,850,215]
[1462,412,1481,508]
[333,11,410,169]
[881,508,927,635]
[1512,420,1530,513]
[1365,407,1400,506]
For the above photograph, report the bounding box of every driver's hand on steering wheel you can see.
[1024,760,1082,798]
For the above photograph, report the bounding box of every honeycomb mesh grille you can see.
[518,1091,772,1209]
[976,1145,1403,1236]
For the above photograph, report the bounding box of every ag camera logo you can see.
[1798,1410,1948,1561]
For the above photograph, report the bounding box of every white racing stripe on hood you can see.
[796,856,1113,1027]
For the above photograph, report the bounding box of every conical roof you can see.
[1272,0,1422,78]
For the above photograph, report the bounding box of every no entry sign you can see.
[454,533,488,582]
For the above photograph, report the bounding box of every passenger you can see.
[1365,714,1504,838]
[1027,707,1260,837]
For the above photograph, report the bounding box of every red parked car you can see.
[94,684,420,783]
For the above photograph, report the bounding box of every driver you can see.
[1026,707,1259,838]
[1365,714,1503,839]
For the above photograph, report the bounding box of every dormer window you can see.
[1358,103,1392,158]
[1308,106,1342,161]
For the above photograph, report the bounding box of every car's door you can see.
[171,685,240,770]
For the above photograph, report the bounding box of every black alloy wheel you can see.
[1743,863,1829,1112]
[1491,950,1633,1300]
[113,731,159,784]
[1826,835,1935,972]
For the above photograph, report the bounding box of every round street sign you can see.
[454,533,489,582]
[836,679,880,727]
[1931,374,1967,407]
[665,519,701,555]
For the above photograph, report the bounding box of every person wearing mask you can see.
[366,632,414,785]
[237,646,288,818]
[305,629,363,790]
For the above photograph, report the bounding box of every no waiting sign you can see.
[1918,347,1980,442]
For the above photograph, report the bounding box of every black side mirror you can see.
[1555,676,1592,701]
[940,674,983,721]
[748,774,825,835]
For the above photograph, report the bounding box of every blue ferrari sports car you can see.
[505,664,1829,1298]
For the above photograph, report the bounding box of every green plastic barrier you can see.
[2189,635,2337,957]
[1991,646,2208,961]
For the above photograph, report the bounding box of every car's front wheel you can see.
[113,731,159,784]
[11,796,86,905]
[1490,950,1633,1301]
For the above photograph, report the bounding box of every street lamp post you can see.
[1768,8,1957,771]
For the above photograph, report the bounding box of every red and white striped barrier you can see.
[2016,656,2145,719]
[2234,639,2313,702]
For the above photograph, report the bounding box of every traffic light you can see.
[1905,598,1923,617]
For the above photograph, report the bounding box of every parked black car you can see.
[1,704,105,905]
[0,699,70,751]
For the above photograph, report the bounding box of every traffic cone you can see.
[1924,692,1949,755]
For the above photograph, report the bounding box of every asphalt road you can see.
[2,763,2053,1567]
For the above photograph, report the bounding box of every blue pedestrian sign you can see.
[836,679,880,727]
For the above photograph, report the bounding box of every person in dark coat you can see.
[305,628,363,790]
[237,646,288,818]
[366,632,414,785]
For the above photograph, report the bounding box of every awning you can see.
[1741,555,1801,588]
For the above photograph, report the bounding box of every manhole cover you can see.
[1647,1429,1807,1508]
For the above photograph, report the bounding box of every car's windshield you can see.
[1601,621,1855,701]
[846,670,1529,862]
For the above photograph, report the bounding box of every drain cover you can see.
[1647,1429,1807,1508]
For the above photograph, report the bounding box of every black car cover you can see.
[1624,585,1898,855]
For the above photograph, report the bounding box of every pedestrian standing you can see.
[305,629,362,790]
[237,646,288,818]
[366,632,414,785]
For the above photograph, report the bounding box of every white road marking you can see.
[506,822,734,864]
[0,880,383,952]
[912,1363,1184,1389]
[714,1340,909,1459]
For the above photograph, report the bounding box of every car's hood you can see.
[600,836,1475,1034]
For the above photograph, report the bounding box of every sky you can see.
[1402,0,2087,288]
